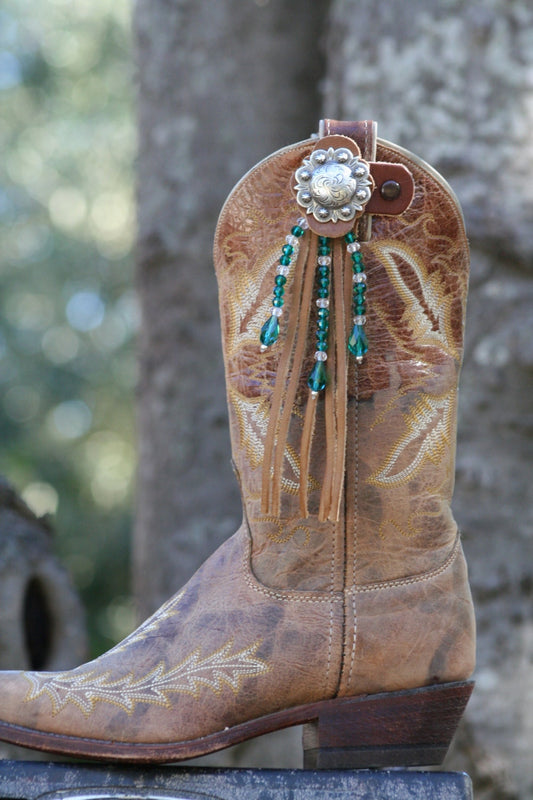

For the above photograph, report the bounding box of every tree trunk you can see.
[133,0,328,630]
[325,1,533,797]
[133,0,533,787]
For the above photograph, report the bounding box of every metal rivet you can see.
[380,179,401,201]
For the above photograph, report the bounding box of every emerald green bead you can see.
[355,303,366,315]
[344,231,356,244]
[279,255,291,267]
[318,265,329,278]
[316,341,328,352]
[318,246,331,256]
[317,288,329,298]
[348,324,369,358]
[351,252,363,264]
[318,318,329,332]
[260,315,280,347]
[275,275,287,286]
[273,286,285,298]
[282,244,294,256]
[318,236,329,246]
[272,297,284,307]
[316,330,328,342]
[319,277,330,289]
[354,284,367,296]
[353,263,365,274]
[307,360,327,393]
[291,225,304,237]
[317,308,329,319]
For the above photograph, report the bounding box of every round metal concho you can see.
[295,146,373,224]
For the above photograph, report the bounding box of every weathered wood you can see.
[0,477,87,759]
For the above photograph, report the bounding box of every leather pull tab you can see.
[318,119,414,240]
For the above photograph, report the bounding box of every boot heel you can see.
[303,680,474,769]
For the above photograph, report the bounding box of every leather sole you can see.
[0,680,473,767]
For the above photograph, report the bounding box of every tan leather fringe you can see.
[299,392,317,518]
[270,234,318,515]
[329,239,349,522]
[261,234,315,516]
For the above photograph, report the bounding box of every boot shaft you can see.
[213,121,469,592]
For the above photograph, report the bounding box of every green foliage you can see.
[0,0,137,656]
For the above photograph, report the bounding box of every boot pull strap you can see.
[320,118,414,241]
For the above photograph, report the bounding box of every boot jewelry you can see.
[259,135,375,521]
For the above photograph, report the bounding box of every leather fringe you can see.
[261,234,349,524]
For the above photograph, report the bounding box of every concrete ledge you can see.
[0,761,473,799]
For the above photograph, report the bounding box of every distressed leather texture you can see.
[0,129,475,758]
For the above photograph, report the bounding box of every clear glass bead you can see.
[297,216,309,230]
[286,235,299,248]
[277,264,290,276]
[352,272,367,283]
[272,306,283,317]
[318,256,332,266]
[353,315,366,325]
[347,241,361,253]
[314,351,328,361]
[316,298,330,308]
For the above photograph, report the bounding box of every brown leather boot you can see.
[0,120,475,768]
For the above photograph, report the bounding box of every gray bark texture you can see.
[0,477,87,759]
[325,2,533,797]
[133,0,328,616]
[133,0,533,789]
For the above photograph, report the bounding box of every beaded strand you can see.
[260,217,309,351]
[307,236,331,396]
[345,231,368,363]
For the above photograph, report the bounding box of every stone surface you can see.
[0,761,473,800]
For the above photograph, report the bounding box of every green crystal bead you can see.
[307,360,327,393]
[275,275,287,286]
[348,324,369,359]
[282,244,294,256]
[279,255,291,267]
[272,297,284,307]
[317,308,329,319]
[273,285,285,298]
[317,288,329,298]
[260,315,280,347]
[316,330,328,342]
[353,264,365,274]
[318,236,329,245]
[291,225,305,237]
[316,341,328,352]
[344,231,356,244]
[354,284,367,295]
[351,252,363,265]
[318,318,329,331]
[318,246,331,256]
[355,303,366,315]
[319,277,330,289]
[318,265,330,278]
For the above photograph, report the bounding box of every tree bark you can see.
[325,2,533,797]
[133,0,329,617]
[134,0,533,786]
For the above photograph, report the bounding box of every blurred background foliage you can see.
[0,0,136,657]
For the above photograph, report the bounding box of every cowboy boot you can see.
[0,119,475,768]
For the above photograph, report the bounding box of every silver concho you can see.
[295,146,373,223]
